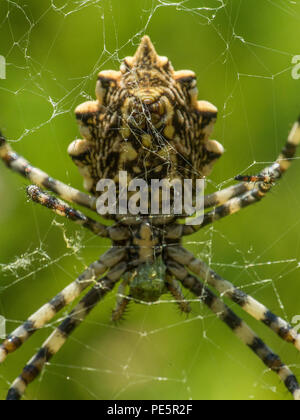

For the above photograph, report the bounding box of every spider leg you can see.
[165,117,300,240]
[167,246,300,351]
[183,182,279,235]
[203,118,300,210]
[0,248,126,364]
[167,261,300,400]
[181,118,300,235]
[27,185,109,237]
[204,182,251,209]
[0,133,96,211]
[6,262,127,400]
[27,185,130,241]
[166,275,192,314]
[168,118,300,238]
[26,185,130,242]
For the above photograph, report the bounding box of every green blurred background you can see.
[0,0,300,400]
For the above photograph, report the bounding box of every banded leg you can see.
[165,181,291,240]
[27,186,130,241]
[0,248,126,364]
[184,183,276,235]
[167,246,300,352]
[167,261,300,400]
[6,262,127,400]
[170,117,300,238]
[200,139,225,177]
[27,185,108,238]
[203,117,300,210]
[0,133,96,211]
[204,182,251,209]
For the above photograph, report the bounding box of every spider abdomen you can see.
[69,36,223,198]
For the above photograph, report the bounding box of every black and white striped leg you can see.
[167,246,300,351]
[167,261,300,400]
[0,248,126,364]
[175,117,300,238]
[204,183,251,209]
[6,262,128,400]
[0,133,96,211]
[27,186,130,241]
[184,183,274,235]
[203,117,300,210]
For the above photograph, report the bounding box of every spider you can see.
[1,36,300,401]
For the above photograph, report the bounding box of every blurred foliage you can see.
[0,0,300,400]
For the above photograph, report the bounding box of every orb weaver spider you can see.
[1,36,300,400]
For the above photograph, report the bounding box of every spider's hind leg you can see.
[0,132,96,211]
[27,185,108,237]
[167,261,300,400]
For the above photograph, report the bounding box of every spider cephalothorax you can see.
[68,36,224,196]
[1,35,300,401]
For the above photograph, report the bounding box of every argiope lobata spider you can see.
[1,36,300,400]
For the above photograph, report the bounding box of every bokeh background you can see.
[0,0,300,400]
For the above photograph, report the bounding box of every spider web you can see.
[0,0,300,400]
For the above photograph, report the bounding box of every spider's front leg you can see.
[6,262,128,400]
[0,247,126,364]
[0,133,96,211]
[167,245,300,352]
[167,261,300,400]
